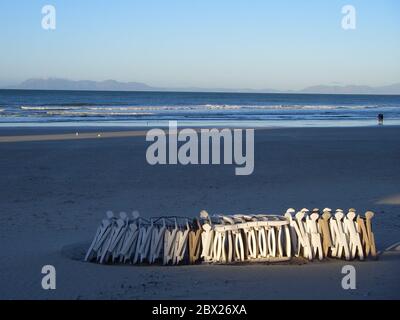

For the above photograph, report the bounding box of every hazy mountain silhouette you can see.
[11,78,153,91]
[300,84,400,95]
[7,78,400,95]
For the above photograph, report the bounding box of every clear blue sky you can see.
[0,0,399,90]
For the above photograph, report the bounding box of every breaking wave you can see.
[45,111,154,117]
[20,104,385,112]
[21,106,81,110]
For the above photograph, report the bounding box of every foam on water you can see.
[20,103,386,112]
[1,90,399,127]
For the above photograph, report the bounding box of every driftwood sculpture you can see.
[85,208,378,265]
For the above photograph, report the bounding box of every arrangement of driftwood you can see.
[284,208,377,261]
[85,208,377,265]
[84,212,198,265]
[200,211,292,263]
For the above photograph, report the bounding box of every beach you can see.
[0,125,399,300]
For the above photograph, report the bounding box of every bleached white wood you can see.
[93,213,115,254]
[120,212,140,262]
[87,207,375,266]
[133,224,145,264]
[267,227,276,257]
[85,214,114,262]
[233,229,245,261]
[225,217,236,263]
[108,212,129,260]
[120,222,138,259]
[307,213,323,260]
[284,225,291,258]
[344,210,364,260]
[138,224,154,263]
[98,212,121,264]
[110,218,128,262]
[226,231,234,263]
[258,226,268,258]
[200,223,214,262]
[284,209,297,257]
[277,226,283,257]
[295,209,312,260]
[174,221,190,264]
[212,230,222,262]
[248,229,258,259]
[365,211,377,258]
[150,219,166,264]
[330,210,350,260]
[164,220,179,265]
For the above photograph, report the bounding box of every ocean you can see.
[0,89,400,127]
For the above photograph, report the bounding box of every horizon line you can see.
[1,88,399,96]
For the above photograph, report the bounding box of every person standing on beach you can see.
[378,114,384,125]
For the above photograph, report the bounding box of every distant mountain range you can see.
[299,84,400,95]
[6,78,400,95]
[11,78,154,92]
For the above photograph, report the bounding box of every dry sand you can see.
[0,126,399,300]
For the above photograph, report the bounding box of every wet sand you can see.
[0,125,399,299]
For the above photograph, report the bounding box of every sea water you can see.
[0,89,399,127]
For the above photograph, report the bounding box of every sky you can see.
[0,0,399,90]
